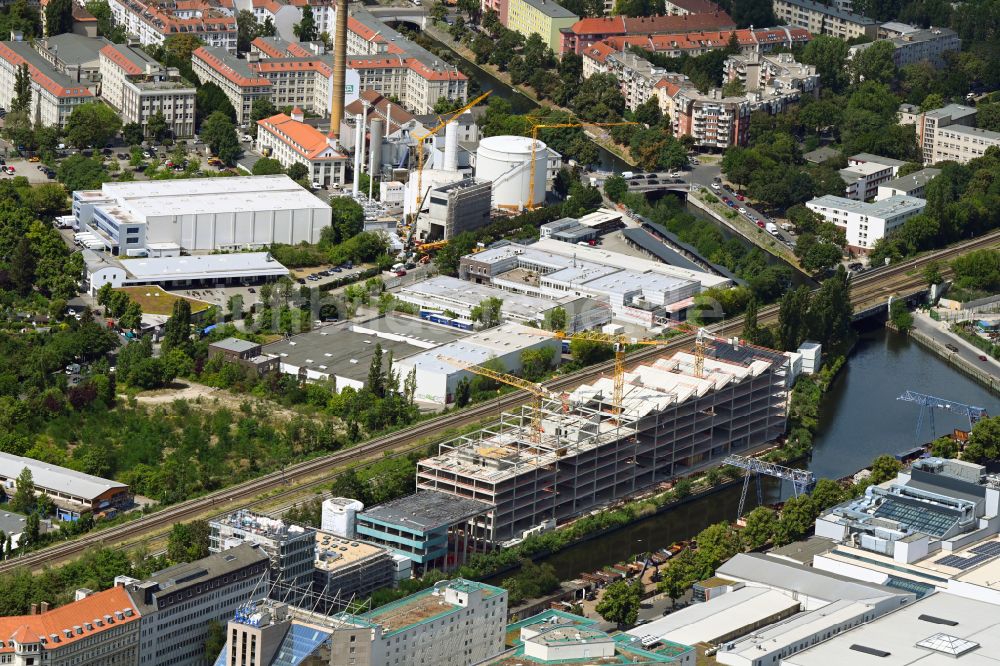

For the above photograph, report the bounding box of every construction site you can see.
[417,337,791,544]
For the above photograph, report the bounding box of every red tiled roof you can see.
[193,47,272,87]
[570,12,734,36]
[258,112,348,161]
[582,40,618,64]
[0,43,93,99]
[0,587,140,653]
[348,55,467,82]
[254,59,332,76]
[602,26,811,52]
[344,90,415,134]
[100,44,143,76]
[251,36,287,58]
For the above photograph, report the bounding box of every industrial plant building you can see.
[417,338,790,543]
[256,108,349,187]
[72,175,332,254]
[458,238,729,328]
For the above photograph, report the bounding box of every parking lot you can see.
[708,181,797,247]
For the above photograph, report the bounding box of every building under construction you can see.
[416,338,790,544]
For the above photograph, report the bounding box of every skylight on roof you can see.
[916,633,979,656]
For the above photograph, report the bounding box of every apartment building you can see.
[672,87,751,149]
[346,9,468,115]
[772,0,877,41]
[604,50,671,111]
[107,0,236,52]
[875,167,940,200]
[0,587,141,666]
[214,580,508,666]
[209,509,316,604]
[237,0,334,43]
[0,40,93,127]
[600,26,812,59]
[722,51,819,96]
[806,194,925,253]
[99,43,195,138]
[125,543,270,666]
[506,0,579,53]
[256,108,348,186]
[418,339,788,542]
[850,26,960,68]
[559,12,736,55]
[663,0,722,15]
[191,46,271,124]
[838,161,895,201]
[912,103,990,165]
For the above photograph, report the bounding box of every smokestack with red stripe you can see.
[330,0,348,142]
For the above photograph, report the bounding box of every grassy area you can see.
[116,286,211,315]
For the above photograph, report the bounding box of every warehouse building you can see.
[72,175,331,254]
[356,490,495,573]
[396,275,608,332]
[417,338,790,542]
[393,322,563,405]
[83,251,289,295]
[0,451,131,521]
[263,314,469,390]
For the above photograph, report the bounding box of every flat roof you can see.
[123,253,290,281]
[879,168,941,192]
[99,174,303,199]
[349,313,470,347]
[778,0,876,23]
[396,323,559,375]
[841,161,894,179]
[849,153,907,167]
[351,578,503,636]
[122,188,329,218]
[921,103,977,121]
[314,531,388,570]
[263,323,426,382]
[398,276,563,322]
[807,194,926,218]
[626,587,800,646]
[781,593,1000,665]
[517,0,578,18]
[210,337,260,354]
[0,451,127,501]
[767,536,836,565]
[39,33,110,65]
[359,490,493,532]
[939,124,1000,142]
[621,228,705,272]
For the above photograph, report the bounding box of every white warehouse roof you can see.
[99,174,306,199]
[123,252,290,281]
[0,451,127,501]
[399,322,557,375]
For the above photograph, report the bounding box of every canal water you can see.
[486,326,1000,584]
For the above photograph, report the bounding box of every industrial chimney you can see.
[443,120,458,172]
[329,0,349,141]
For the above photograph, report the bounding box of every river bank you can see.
[905,321,1000,395]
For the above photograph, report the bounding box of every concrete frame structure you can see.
[311,532,395,613]
[876,167,940,200]
[98,43,195,138]
[418,338,789,543]
[419,178,493,241]
[356,490,495,573]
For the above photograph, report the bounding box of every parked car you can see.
[738,207,747,214]
[736,194,745,201]
[979,354,988,361]
[710,183,721,190]
[946,344,960,353]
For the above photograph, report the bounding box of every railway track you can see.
[8,231,1000,574]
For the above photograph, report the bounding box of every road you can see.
[707,182,796,247]
[3,230,998,575]
[911,311,1000,377]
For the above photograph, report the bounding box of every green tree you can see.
[122,122,144,146]
[696,522,743,567]
[930,436,959,459]
[65,102,122,148]
[870,455,903,484]
[22,513,40,548]
[12,64,31,115]
[367,342,385,398]
[249,97,277,137]
[201,111,241,165]
[604,174,627,202]
[800,36,849,92]
[595,580,642,629]
[966,416,1000,461]
[922,261,943,286]
[195,82,237,126]
[543,306,567,331]
[777,285,811,351]
[810,478,847,511]
[520,347,555,381]
[86,0,126,41]
[287,162,309,182]
[889,298,913,331]
[204,620,226,663]
[10,468,35,515]
[294,4,317,41]
[471,297,503,328]
[118,301,143,331]
[742,506,778,549]
[44,0,73,35]
[773,494,817,546]
[851,40,897,85]
[162,299,192,352]
[147,112,169,141]
[252,157,284,175]
[571,73,625,122]
[166,521,211,563]
[322,196,365,245]
[454,376,471,407]
[9,237,35,297]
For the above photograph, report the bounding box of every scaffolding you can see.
[418,339,790,543]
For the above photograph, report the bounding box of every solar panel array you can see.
[935,541,1000,570]
[873,499,959,537]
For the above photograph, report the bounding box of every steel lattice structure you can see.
[897,390,988,439]
[722,454,816,518]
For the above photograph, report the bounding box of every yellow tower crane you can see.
[527,120,638,209]
[437,355,566,443]
[413,91,492,204]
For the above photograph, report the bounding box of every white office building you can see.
[806,194,926,253]
[72,175,332,254]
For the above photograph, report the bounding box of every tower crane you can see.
[412,91,492,210]
[527,120,638,210]
[436,355,567,443]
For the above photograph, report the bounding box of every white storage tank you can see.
[321,497,364,537]
[475,135,547,210]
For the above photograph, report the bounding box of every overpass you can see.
[366,5,428,29]
[3,230,998,575]
[625,172,691,195]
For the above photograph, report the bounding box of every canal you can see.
[486,326,1000,584]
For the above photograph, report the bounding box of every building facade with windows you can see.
[256,109,348,186]
[0,40,94,127]
[99,43,195,138]
[850,26,960,68]
[505,0,579,53]
[806,194,925,253]
[106,0,237,52]
[558,12,736,55]
[772,0,877,40]
[126,543,270,666]
[191,46,272,124]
